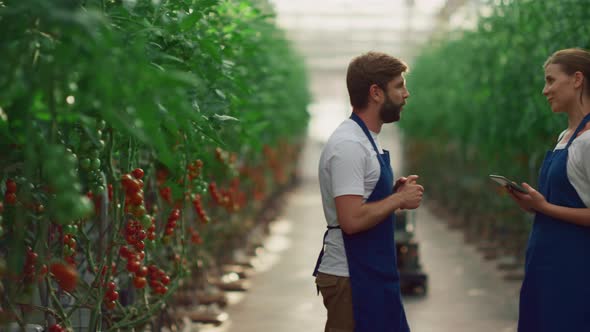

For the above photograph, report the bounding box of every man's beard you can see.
[379,94,403,123]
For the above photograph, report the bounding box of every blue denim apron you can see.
[518,113,590,332]
[313,113,410,332]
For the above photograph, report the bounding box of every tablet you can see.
[489,174,528,194]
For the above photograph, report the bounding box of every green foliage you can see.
[399,0,590,245]
[0,0,309,165]
[0,0,309,329]
[404,0,590,167]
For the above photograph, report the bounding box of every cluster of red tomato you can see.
[119,224,148,286]
[240,166,267,202]
[103,280,119,310]
[123,219,147,251]
[208,181,222,206]
[121,168,147,218]
[145,217,157,242]
[225,178,246,212]
[157,168,172,204]
[208,179,246,213]
[164,208,181,237]
[23,247,42,284]
[4,179,17,205]
[62,234,77,266]
[119,246,151,297]
[147,264,170,295]
[191,194,209,224]
[119,167,151,274]
[188,226,203,245]
[187,159,203,182]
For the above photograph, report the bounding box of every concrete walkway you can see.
[198,129,520,332]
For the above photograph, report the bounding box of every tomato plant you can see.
[400,0,590,261]
[0,0,309,330]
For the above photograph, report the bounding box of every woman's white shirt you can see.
[554,130,590,207]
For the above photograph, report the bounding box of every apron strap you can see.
[349,112,394,181]
[566,113,590,149]
[349,113,385,163]
[312,226,341,278]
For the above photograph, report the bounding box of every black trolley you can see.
[395,210,428,295]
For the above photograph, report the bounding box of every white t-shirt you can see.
[317,118,383,277]
[554,130,590,207]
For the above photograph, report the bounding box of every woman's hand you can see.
[507,183,547,214]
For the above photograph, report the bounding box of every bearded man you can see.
[312,51,424,332]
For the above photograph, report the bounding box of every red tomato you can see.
[132,168,144,180]
[105,300,116,310]
[5,193,17,205]
[149,279,161,289]
[126,260,140,273]
[49,262,79,292]
[27,251,38,262]
[129,192,143,205]
[133,276,147,289]
[5,179,16,193]
[39,264,48,276]
[106,290,119,302]
[48,324,64,332]
[119,246,131,259]
[161,275,171,285]
[120,174,134,188]
[134,241,145,251]
[169,209,180,221]
[136,266,148,277]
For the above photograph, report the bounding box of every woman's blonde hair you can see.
[545,48,590,97]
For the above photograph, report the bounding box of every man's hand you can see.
[394,175,419,192]
[396,180,424,210]
[334,175,424,234]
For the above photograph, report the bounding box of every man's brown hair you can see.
[346,51,408,108]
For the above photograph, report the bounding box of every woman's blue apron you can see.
[518,113,590,332]
[313,113,410,332]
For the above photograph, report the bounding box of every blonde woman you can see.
[508,48,590,332]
